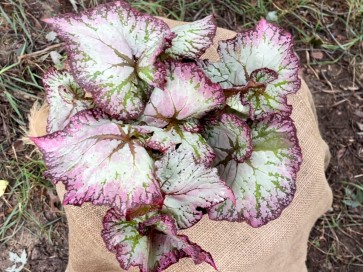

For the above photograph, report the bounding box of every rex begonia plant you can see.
[31,1,302,271]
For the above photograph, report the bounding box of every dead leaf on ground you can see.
[311,50,324,60]
[0,180,9,197]
[337,147,347,161]
[46,188,61,213]
[354,110,363,118]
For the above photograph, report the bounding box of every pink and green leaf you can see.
[201,19,300,119]
[142,61,225,128]
[102,209,216,272]
[209,116,302,227]
[225,94,250,116]
[155,149,234,229]
[166,15,217,59]
[44,1,174,119]
[43,69,93,133]
[31,109,163,213]
[146,126,215,166]
[182,118,202,133]
[203,113,253,163]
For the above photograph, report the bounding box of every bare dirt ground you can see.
[1,1,362,271]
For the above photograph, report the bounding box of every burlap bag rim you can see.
[26,17,333,272]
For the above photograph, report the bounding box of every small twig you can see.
[321,70,334,91]
[18,43,65,61]
[308,240,336,256]
[27,59,46,73]
[332,99,348,107]
[11,144,18,162]
[321,89,340,94]
[193,3,209,20]
[354,94,363,101]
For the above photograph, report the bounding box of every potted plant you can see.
[31,1,302,271]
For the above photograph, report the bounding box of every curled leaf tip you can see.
[167,14,217,59]
[201,18,300,120]
[209,116,302,227]
[102,209,216,272]
[46,1,174,120]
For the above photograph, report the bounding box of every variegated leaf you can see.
[142,61,225,128]
[31,109,163,213]
[203,113,253,163]
[201,19,300,119]
[43,69,93,133]
[146,126,215,166]
[182,118,202,133]
[225,94,250,117]
[209,115,302,227]
[156,149,234,229]
[44,1,174,119]
[102,209,216,272]
[166,15,217,59]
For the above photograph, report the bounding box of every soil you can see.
[0,1,362,272]
[304,64,363,270]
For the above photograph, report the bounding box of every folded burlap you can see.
[27,18,333,272]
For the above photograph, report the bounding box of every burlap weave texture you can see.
[27,18,333,272]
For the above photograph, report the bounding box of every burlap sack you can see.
[28,18,333,272]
